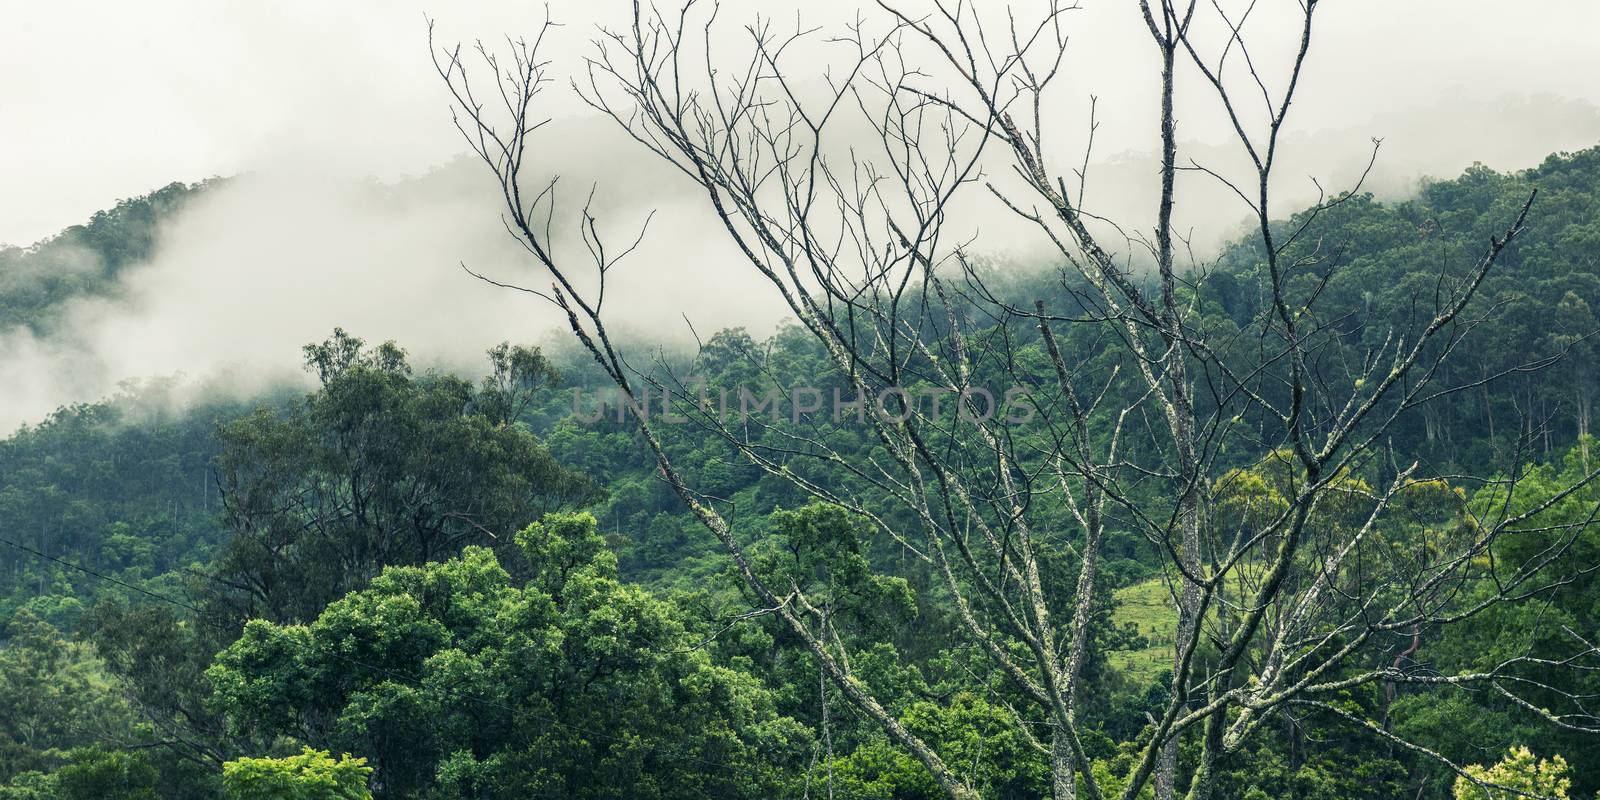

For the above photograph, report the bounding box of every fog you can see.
[2,0,1598,430]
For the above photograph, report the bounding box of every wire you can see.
[0,533,204,614]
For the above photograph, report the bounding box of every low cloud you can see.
[2,91,1597,433]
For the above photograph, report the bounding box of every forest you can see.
[4,2,1600,799]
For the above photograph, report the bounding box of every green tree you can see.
[208,512,809,799]
[210,330,598,623]
[52,749,160,800]
[222,748,371,800]
[0,749,161,800]
[1454,746,1571,800]
[0,610,135,780]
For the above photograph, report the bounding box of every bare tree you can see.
[433,2,1600,798]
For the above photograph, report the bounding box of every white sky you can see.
[1,0,1598,430]
[4,0,1599,246]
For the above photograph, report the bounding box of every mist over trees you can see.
[3,2,1600,800]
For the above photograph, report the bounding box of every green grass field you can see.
[1108,577,1179,684]
[1108,569,1268,684]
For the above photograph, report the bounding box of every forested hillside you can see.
[3,145,1600,799]
[0,182,214,333]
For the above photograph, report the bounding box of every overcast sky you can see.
[5,0,1600,246]
[2,1,1599,430]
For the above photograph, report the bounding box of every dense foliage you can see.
[0,182,212,332]
[3,149,1600,797]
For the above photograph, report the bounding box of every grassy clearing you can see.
[1108,569,1270,684]
[1109,577,1178,684]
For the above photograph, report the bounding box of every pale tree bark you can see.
[432,3,1600,799]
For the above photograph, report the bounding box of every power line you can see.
[0,533,204,614]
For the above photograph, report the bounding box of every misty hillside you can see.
[0,182,213,333]
[4,140,1600,798]
[10,0,1600,794]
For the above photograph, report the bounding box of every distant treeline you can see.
[2,148,1599,798]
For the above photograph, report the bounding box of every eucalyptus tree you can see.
[211,330,598,625]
